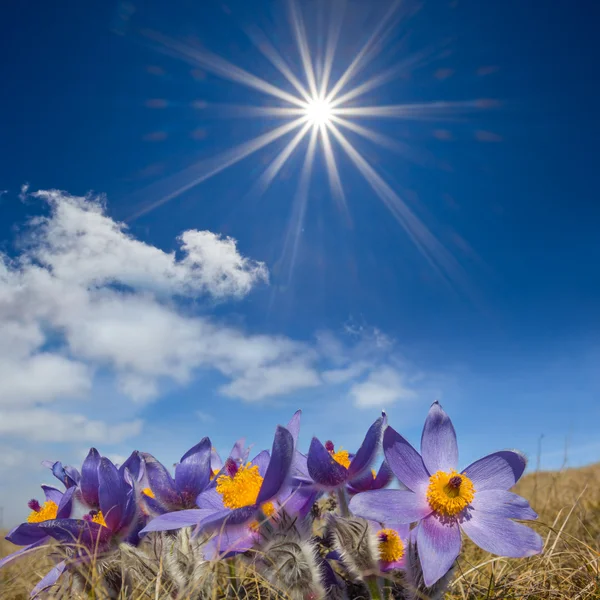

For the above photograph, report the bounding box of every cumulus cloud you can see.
[349,366,417,408]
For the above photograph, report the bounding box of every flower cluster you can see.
[1,403,543,599]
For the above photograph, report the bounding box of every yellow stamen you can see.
[378,529,404,563]
[142,487,155,499]
[216,463,263,510]
[92,510,107,527]
[371,469,377,479]
[27,501,58,524]
[426,470,475,517]
[210,469,219,481]
[331,448,351,469]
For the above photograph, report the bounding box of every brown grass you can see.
[2,463,599,599]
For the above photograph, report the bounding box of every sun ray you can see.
[244,26,312,103]
[325,0,403,103]
[148,31,306,108]
[128,117,306,220]
[319,0,346,95]
[327,121,466,287]
[207,105,307,118]
[330,114,409,154]
[320,124,347,216]
[288,0,320,99]
[334,100,488,119]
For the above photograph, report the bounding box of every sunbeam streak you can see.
[132,0,488,288]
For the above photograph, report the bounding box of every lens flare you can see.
[303,98,333,127]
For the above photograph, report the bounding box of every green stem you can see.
[227,559,237,598]
[366,575,383,600]
[336,487,350,517]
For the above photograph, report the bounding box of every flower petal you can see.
[142,453,181,509]
[175,437,212,504]
[348,489,432,524]
[201,505,258,530]
[460,512,543,557]
[256,425,294,505]
[196,487,226,511]
[6,523,48,546]
[39,519,111,548]
[0,538,48,569]
[118,451,144,482]
[203,525,257,559]
[230,438,250,463]
[41,485,63,505]
[307,437,348,488]
[383,426,430,492]
[98,457,126,531]
[140,509,214,534]
[31,561,66,598]
[463,451,527,491]
[420,401,458,474]
[57,486,76,519]
[211,447,224,472]
[416,514,462,587]
[250,450,270,478]
[470,490,537,520]
[348,412,386,478]
[286,409,302,446]
[63,465,81,487]
[80,449,101,508]
[278,483,319,518]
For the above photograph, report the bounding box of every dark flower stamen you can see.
[224,457,239,477]
[324,440,335,453]
[27,499,41,512]
[448,475,462,489]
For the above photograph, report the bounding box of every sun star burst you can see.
[133,0,485,289]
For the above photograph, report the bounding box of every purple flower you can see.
[140,423,295,544]
[375,524,410,572]
[347,461,393,495]
[41,460,80,489]
[306,412,386,490]
[0,485,75,572]
[140,437,213,513]
[349,401,543,586]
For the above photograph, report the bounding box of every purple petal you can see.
[141,453,181,509]
[0,538,48,569]
[63,465,81,486]
[420,401,458,474]
[98,457,126,531]
[117,486,137,533]
[416,514,462,587]
[118,451,144,482]
[31,561,66,598]
[175,437,212,504]
[374,461,393,488]
[6,523,48,546]
[256,425,294,505]
[201,505,258,530]
[290,451,311,482]
[196,487,226,511]
[307,437,348,488]
[41,485,63,505]
[349,489,432,524]
[250,450,270,478]
[57,486,76,519]
[140,509,213,534]
[286,409,302,446]
[203,525,257,559]
[463,451,527,491]
[230,438,249,463]
[278,484,319,518]
[470,490,537,520]
[460,512,543,557]
[348,412,386,478]
[211,447,223,472]
[383,426,430,492]
[39,519,111,548]
[80,449,101,508]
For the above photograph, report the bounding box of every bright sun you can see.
[304,98,333,126]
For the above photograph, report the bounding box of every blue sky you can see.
[0,0,599,526]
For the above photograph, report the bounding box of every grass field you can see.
[1,463,599,599]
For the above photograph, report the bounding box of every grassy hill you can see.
[1,463,599,599]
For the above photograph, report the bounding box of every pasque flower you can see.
[347,460,393,495]
[349,401,543,586]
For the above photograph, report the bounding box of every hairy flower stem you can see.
[227,559,238,598]
[366,575,383,600]
[336,488,350,517]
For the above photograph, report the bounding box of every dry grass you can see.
[1,463,599,599]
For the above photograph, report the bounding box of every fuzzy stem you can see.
[366,575,383,600]
[227,559,238,598]
[336,488,350,517]
[257,508,274,536]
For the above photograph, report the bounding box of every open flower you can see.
[306,412,386,491]
[349,401,543,586]
[347,460,393,495]
[140,437,213,513]
[376,524,409,572]
[140,423,295,552]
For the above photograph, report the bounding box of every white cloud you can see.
[0,410,142,443]
[349,366,417,409]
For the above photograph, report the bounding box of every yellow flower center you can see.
[371,469,377,479]
[377,529,404,563]
[210,469,219,481]
[426,470,475,517]
[142,487,155,499]
[91,510,107,527]
[216,463,265,510]
[27,501,58,523]
[331,448,351,469]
